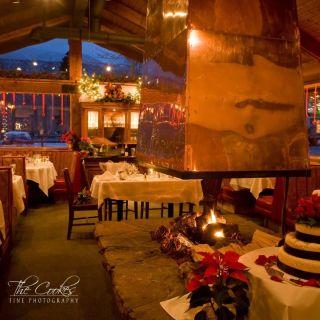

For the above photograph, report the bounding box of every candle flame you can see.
[214,230,224,238]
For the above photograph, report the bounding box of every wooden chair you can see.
[53,152,83,199]
[63,168,102,240]
[0,167,13,261]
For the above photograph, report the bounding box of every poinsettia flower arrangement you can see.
[61,131,80,150]
[294,194,320,226]
[97,83,136,104]
[187,251,250,320]
[78,136,93,151]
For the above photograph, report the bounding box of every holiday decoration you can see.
[97,83,136,104]
[78,73,102,101]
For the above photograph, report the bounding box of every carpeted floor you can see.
[0,203,121,320]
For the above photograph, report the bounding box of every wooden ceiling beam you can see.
[100,22,144,53]
[71,0,88,27]
[101,10,145,36]
[104,1,146,29]
[300,29,320,62]
[98,42,143,61]
[0,15,70,44]
[117,0,147,16]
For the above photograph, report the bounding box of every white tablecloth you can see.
[239,247,320,320]
[26,161,57,195]
[161,246,320,320]
[13,175,26,215]
[90,174,204,206]
[230,178,275,198]
[0,200,4,244]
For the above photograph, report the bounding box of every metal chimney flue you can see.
[137,0,309,178]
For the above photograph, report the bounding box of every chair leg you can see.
[189,203,194,213]
[98,206,102,222]
[67,209,74,240]
[140,202,144,219]
[146,202,150,219]
[161,203,164,218]
[125,201,129,220]
[134,201,138,219]
[104,200,108,221]
[108,199,113,221]
[179,203,183,216]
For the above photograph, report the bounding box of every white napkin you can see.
[98,170,116,181]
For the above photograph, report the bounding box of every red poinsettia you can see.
[295,194,320,222]
[186,251,249,292]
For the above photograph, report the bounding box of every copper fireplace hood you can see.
[136,0,310,179]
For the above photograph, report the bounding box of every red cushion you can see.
[54,179,65,188]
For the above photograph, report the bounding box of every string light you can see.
[78,73,102,101]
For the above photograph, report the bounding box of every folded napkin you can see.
[98,170,116,181]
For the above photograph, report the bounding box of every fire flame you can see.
[208,209,217,224]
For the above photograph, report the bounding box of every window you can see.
[0,93,70,147]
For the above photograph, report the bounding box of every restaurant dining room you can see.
[1,0,320,320]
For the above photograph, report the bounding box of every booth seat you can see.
[0,147,74,178]
[218,179,256,215]
[255,165,320,227]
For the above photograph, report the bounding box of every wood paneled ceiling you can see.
[0,0,319,63]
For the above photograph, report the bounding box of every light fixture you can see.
[52,66,56,70]
[16,67,22,71]
[105,65,112,72]
[32,61,38,66]
[188,30,200,47]
[12,0,20,4]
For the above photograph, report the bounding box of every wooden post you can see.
[68,39,82,136]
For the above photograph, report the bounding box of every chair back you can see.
[0,156,26,182]
[69,152,83,193]
[0,167,13,241]
[63,168,74,207]
[270,177,286,223]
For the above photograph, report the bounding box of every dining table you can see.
[238,247,320,320]
[26,160,58,196]
[90,172,204,220]
[230,177,276,199]
[12,174,26,215]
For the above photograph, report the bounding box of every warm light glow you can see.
[131,111,139,129]
[16,67,22,71]
[208,209,217,224]
[7,103,15,110]
[163,11,187,18]
[188,30,200,47]
[105,65,112,72]
[32,61,38,66]
[148,168,154,175]
[214,230,225,238]
[88,111,99,129]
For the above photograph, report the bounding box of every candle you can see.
[214,230,224,238]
